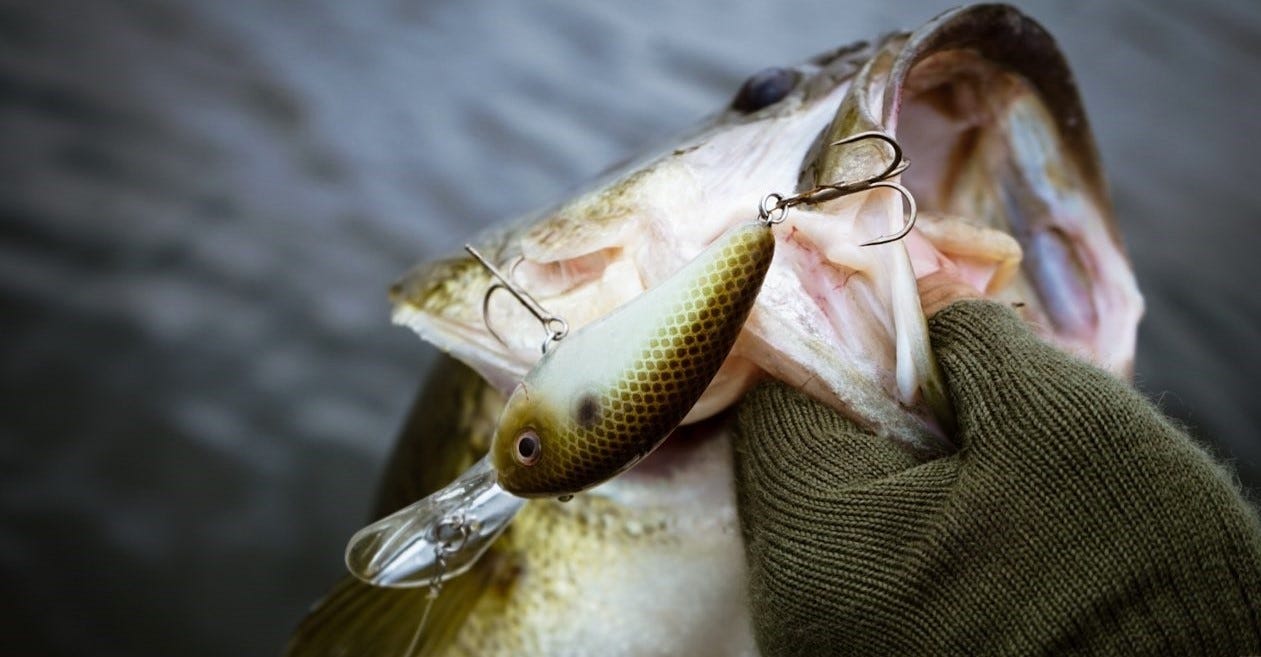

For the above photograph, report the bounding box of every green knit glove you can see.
[734,300,1261,656]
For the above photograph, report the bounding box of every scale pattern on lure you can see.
[492,222,775,497]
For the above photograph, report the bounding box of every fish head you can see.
[391,3,1143,460]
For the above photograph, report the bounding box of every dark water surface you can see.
[2,1,1258,655]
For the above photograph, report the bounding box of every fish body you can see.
[289,5,1144,656]
[494,222,775,497]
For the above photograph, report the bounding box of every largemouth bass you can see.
[288,5,1143,656]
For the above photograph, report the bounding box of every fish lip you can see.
[887,4,1117,241]
[792,5,1118,246]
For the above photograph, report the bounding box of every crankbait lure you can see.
[345,131,912,591]
[343,219,775,589]
[492,221,775,497]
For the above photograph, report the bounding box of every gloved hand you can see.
[733,272,1261,657]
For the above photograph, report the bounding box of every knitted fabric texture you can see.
[734,300,1261,656]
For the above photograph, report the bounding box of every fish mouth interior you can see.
[896,51,1048,217]
[891,49,1132,364]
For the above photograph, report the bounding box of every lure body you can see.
[492,221,775,497]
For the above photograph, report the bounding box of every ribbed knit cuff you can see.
[735,299,1261,656]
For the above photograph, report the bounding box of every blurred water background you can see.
[1,1,1258,655]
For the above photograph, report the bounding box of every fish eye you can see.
[514,430,541,467]
[731,67,799,113]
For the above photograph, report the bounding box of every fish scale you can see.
[493,222,775,496]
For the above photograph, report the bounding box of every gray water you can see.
[2,1,1258,655]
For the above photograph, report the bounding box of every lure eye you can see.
[514,430,541,467]
[731,67,799,113]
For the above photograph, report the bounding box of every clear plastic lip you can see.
[344,455,525,588]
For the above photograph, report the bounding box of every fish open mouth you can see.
[885,16,1143,375]
[387,5,1142,487]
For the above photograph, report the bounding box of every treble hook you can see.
[465,246,569,354]
[758,131,918,246]
[833,132,916,246]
